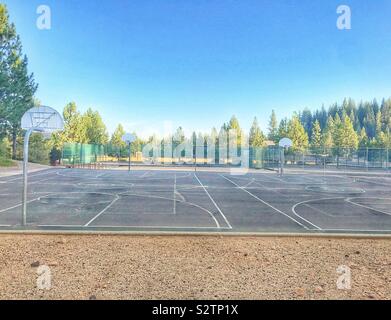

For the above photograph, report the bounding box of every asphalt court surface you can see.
[1,168,391,233]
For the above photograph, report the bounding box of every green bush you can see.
[0,157,15,167]
[49,148,62,165]
[28,133,51,165]
[0,138,11,159]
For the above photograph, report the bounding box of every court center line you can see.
[220,174,309,230]
[194,173,232,229]
[118,192,219,220]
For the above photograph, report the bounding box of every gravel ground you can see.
[0,234,390,300]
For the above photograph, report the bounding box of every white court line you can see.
[242,178,256,188]
[4,170,58,182]
[118,192,221,226]
[84,191,221,228]
[322,228,391,233]
[139,172,150,178]
[173,173,177,215]
[291,198,348,230]
[0,194,51,214]
[194,173,232,229]
[84,195,120,226]
[38,224,231,230]
[30,176,57,185]
[96,172,107,178]
[345,197,391,217]
[354,178,391,187]
[220,174,309,230]
[304,203,336,218]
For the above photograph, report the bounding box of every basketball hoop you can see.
[21,106,64,226]
[121,133,135,144]
[279,137,293,150]
[278,138,293,176]
[121,133,136,171]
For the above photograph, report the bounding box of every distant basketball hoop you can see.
[121,133,136,144]
[21,106,64,226]
[122,133,136,171]
[279,137,293,149]
[278,137,293,176]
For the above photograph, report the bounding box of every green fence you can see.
[60,142,391,171]
[282,147,390,170]
[62,143,106,166]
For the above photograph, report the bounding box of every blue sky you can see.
[3,0,391,137]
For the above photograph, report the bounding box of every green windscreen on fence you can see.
[62,143,105,166]
[60,142,390,170]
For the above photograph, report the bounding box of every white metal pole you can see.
[128,142,131,172]
[22,128,33,227]
[366,147,369,171]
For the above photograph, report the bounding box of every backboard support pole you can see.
[128,142,131,172]
[22,128,33,227]
[20,105,64,227]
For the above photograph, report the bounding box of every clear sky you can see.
[3,0,391,138]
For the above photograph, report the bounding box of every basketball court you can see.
[1,167,391,234]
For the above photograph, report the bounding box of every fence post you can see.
[366,147,369,171]
[387,148,389,171]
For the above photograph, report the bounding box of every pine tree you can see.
[311,120,322,149]
[110,124,126,147]
[332,114,343,148]
[381,98,391,131]
[277,118,288,141]
[300,108,313,136]
[83,108,108,145]
[267,110,278,142]
[0,4,38,158]
[228,115,242,147]
[341,114,358,149]
[375,111,383,139]
[60,102,87,144]
[358,128,368,148]
[287,114,309,152]
[249,117,265,147]
[322,116,334,149]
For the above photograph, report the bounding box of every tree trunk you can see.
[12,130,17,160]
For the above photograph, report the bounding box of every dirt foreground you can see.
[0,234,390,300]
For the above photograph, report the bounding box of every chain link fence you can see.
[59,142,391,171]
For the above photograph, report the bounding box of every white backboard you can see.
[21,106,64,132]
[122,133,136,144]
[279,137,293,148]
